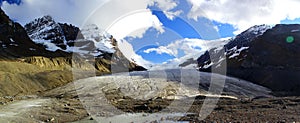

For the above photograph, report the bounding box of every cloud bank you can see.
[187,0,300,34]
[1,0,179,39]
[1,0,110,26]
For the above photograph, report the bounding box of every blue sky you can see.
[123,0,300,64]
[0,0,20,5]
[281,18,300,24]
[125,1,235,64]
[2,0,300,66]
[136,45,176,63]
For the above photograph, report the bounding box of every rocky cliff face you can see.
[195,24,300,96]
[0,9,69,59]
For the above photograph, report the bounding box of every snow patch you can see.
[229,52,240,59]
[203,62,213,69]
[29,48,36,51]
[9,38,15,42]
[9,44,18,46]
[81,24,116,54]
[291,29,299,32]
[33,39,62,52]
[246,24,271,36]
[228,46,249,59]
[182,64,198,69]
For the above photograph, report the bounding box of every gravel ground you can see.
[0,70,299,122]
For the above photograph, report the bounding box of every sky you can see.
[1,0,300,69]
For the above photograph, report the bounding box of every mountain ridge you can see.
[191,24,300,96]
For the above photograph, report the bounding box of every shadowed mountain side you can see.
[192,24,300,96]
[0,9,70,59]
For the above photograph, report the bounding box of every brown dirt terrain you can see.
[0,89,299,122]
[0,60,90,97]
[0,71,299,123]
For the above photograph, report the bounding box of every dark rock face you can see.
[0,9,69,59]
[196,24,300,96]
[247,24,300,67]
[24,16,84,50]
[25,16,65,46]
[59,23,84,41]
[225,24,271,50]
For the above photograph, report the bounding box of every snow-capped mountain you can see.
[179,25,272,70]
[226,25,271,48]
[0,10,69,59]
[25,15,68,51]
[191,24,272,70]
[192,24,300,96]
[23,15,146,71]
[24,16,115,57]
[79,24,115,54]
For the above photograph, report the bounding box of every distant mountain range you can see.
[181,24,300,96]
[24,16,116,57]
[2,5,300,97]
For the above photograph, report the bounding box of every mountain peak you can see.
[81,24,111,40]
[243,24,272,35]
[24,16,116,56]
[24,15,65,50]
[224,24,272,51]
[39,15,54,22]
[25,15,56,29]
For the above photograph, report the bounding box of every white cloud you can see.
[187,0,300,34]
[105,10,164,40]
[148,0,181,20]
[164,10,183,20]
[150,0,177,11]
[143,38,229,64]
[1,0,109,26]
[1,0,168,68]
[118,39,153,69]
[1,0,166,40]
[149,38,230,70]
[144,38,228,57]
[213,25,219,32]
[144,46,175,55]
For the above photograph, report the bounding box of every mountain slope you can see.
[24,16,114,57]
[195,24,300,96]
[24,16,145,72]
[0,8,145,97]
[0,10,69,59]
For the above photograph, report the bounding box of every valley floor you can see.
[0,70,299,122]
[0,94,300,122]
